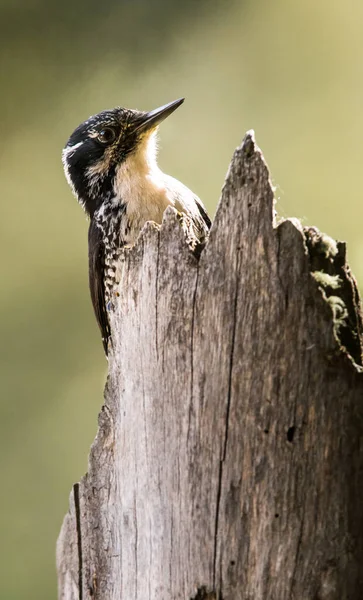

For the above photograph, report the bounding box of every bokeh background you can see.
[1,0,363,597]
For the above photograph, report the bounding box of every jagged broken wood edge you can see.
[219,130,363,370]
[56,130,363,599]
[113,130,363,370]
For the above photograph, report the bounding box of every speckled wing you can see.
[88,219,111,356]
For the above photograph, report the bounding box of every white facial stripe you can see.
[62,141,84,164]
[62,142,86,207]
[62,142,84,180]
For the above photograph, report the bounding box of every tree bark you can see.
[57,131,363,600]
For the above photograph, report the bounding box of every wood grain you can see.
[57,132,363,600]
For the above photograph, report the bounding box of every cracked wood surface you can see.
[57,132,363,600]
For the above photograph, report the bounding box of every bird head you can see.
[62,98,184,218]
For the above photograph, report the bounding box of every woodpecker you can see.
[62,98,211,356]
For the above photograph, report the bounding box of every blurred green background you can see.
[1,0,363,597]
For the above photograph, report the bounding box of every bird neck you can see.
[112,130,167,212]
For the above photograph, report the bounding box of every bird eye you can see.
[97,127,117,144]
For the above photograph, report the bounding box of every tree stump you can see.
[57,131,363,600]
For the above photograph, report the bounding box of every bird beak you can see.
[134,98,185,134]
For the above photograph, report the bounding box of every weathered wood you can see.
[57,132,363,600]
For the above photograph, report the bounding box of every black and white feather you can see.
[62,99,211,356]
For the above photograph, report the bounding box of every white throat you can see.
[112,130,173,234]
[114,131,161,202]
